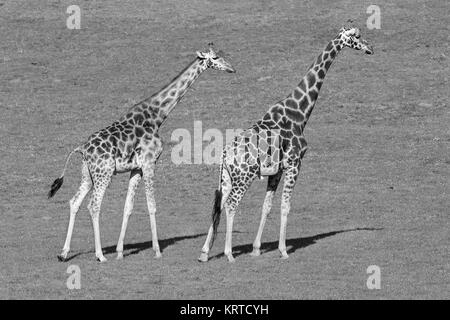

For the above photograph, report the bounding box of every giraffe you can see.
[198,26,373,263]
[48,45,236,262]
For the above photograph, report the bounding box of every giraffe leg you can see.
[58,162,92,262]
[198,225,214,262]
[250,171,283,257]
[143,163,161,259]
[223,185,249,263]
[87,174,111,262]
[198,168,232,262]
[116,169,142,260]
[224,202,237,263]
[278,163,300,259]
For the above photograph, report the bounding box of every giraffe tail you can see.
[48,147,82,199]
[210,164,224,247]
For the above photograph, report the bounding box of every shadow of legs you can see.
[63,232,207,261]
[209,227,382,260]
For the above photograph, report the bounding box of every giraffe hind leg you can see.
[220,170,257,262]
[224,201,237,263]
[198,167,232,262]
[87,171,112,262]
[142,163,162,259]
[223,183,251,263]
[250,170,283,257]
[278,162,301,259]
[58,161,92,262]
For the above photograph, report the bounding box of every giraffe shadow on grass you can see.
[63,233,207,262]
[209,227,382,261]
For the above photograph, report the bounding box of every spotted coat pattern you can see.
[50,48,236,262]
[199,27,374,262]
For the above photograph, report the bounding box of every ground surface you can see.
[0,0,448,299]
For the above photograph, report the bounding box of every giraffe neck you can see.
[149,58,207,125]
[279,36,343,128]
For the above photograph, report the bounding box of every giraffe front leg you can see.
[116,169,142,260]
[278,163,300,259]
[59,162,91,262]
[251,171,282,257]
[87,177,110,263]
[250,191,274,257]
[143,164,161,259]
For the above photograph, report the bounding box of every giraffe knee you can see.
[281,202,290,216]
[69,195,78,208]
[147,205,156,216]
[262,194,274,214]
[225,205,236,217]
[124,204,134,217]
[88,209,98,219]
[69,198,81,214]
[222,183,231,197]
[262,199,273,216]
[89,209,99,219]
[83,177,93,189]
[87,199,98,217]
[87,198,93,210]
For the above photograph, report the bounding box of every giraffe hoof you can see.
[57,254,67,262]
[116,252,124,260]
[198,253,209,262]
[280,251,289,260]
[226,255,235,263]
[154,252,162,259]
[96,255,107,263]
[250,249,261,257]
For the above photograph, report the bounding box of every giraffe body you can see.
[49,47,235,262]
[199,27,374,263]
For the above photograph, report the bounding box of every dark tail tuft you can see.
[48,177,64,199]
[210,189,223,247]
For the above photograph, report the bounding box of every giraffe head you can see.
[339,27,374,54]
[196,45,236,73]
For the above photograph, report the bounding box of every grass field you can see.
[0,0,448,299]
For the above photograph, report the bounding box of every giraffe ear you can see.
[344,18,355,29]
[196,51,206,59]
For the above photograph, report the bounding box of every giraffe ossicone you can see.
[48,46,236,262]
[199,26,374,263]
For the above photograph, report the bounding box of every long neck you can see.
[282,36,343,127]
[149,58,207,124]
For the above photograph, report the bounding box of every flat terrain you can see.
[0,0,448,299]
